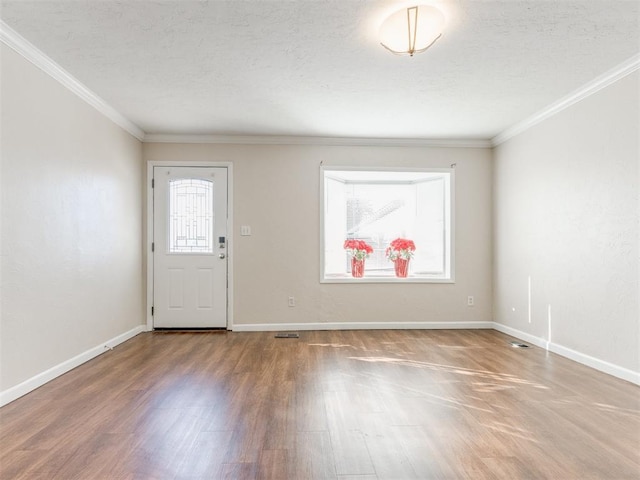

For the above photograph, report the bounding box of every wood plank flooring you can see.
[1,329,639,479]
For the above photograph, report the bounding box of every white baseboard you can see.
[491,322,550,349]
[232,321,494,332]
[492,322,640,386]
[0,325,145,407]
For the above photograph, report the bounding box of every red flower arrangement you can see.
[385,238,416,261]
[343,239,374,261]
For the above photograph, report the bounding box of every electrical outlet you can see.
[240,225,251,236]
[467,296,474,307]
[288,296,296,307]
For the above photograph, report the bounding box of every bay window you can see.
[321,167,454,282]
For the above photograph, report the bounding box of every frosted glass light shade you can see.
[379,4,445,56]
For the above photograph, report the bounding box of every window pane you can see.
[346,182,412,273]
[169,178,214,253]
[414,178,445,273]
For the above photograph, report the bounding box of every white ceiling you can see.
[1,0,638,141]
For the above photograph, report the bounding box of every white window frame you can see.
[320,166,455,283]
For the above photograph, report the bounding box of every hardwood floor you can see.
[1,329,639,479]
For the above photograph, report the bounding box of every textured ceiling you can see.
[1,0,638,140]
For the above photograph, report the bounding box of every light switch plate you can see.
[240,225,251,236]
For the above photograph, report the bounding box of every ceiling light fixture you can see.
[379,4,446,57]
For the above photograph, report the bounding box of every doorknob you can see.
[218,253,226,259]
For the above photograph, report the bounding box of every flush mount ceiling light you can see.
[379,4,446,57]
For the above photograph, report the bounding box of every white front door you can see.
[153,166,228,328]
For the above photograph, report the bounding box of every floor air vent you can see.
[275,332,300,339]
[510,341,529,348]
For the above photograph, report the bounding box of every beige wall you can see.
[493,72,639,374]
[143,143,493,327]
[0,45,144,392]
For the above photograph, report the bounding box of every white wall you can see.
[144,143,493,328]
[493,72,639,377]
[0,45,144,395]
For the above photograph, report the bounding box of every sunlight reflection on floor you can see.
[480,421,540,443]
[347,356,550,390]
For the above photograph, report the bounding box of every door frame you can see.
[146,160,234,331]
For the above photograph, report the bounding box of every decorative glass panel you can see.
[169,179,214,253]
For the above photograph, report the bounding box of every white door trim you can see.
[146,160,234,331]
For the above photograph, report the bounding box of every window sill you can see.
[321,275,454,284]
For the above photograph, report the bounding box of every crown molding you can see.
[143,133,492,148]
[492,53,640,146]
[0,20,145,141]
